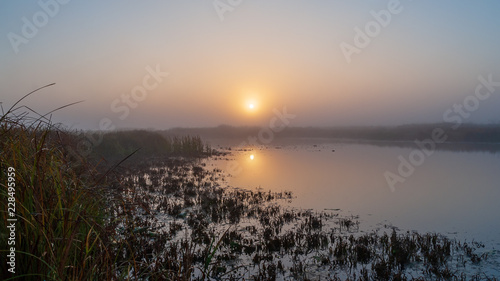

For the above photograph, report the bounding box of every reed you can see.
[0,88,116,280]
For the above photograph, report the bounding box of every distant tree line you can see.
[160,123,500,144]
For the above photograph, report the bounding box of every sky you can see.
[1,0,500,130]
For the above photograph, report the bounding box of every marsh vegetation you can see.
[0,96,498,280]
[109,157,497,280]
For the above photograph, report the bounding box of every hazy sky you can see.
[1,0,500,130]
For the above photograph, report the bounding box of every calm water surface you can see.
[206,142,500,249]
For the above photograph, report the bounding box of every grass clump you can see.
[0,88,116,280]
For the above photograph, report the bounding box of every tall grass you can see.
[0,89,115,280]
[0,86,214,281]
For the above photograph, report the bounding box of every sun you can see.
[246,100,258,112]
[243,93,261,114]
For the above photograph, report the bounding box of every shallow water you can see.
[206,142,500,252]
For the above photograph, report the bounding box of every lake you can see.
[206,141,500,255]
